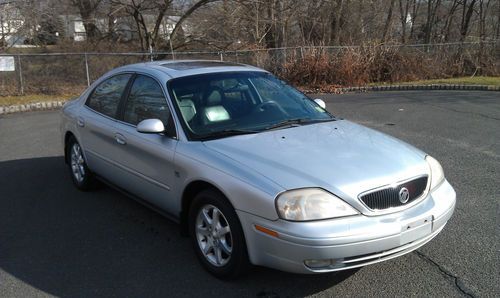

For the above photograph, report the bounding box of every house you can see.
[0,0,182,45]
[68,14,182,42]
[0,2,25,46]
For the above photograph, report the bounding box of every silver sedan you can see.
[60,60,456,278]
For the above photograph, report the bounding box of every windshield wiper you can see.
[201,129,259,140]
[308,118,337,123]
[263,117,337,131]
[263,118,312,130]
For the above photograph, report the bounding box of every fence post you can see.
[220,52,223,61]
[17,55,24,95]
[84,53,90,87]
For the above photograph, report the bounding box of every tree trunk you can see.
[409,0,420,41]
[478,0,491,41]
[424,0,441,44]
[398,0,410,43]
[460,0,478,42]
[169,0,220,48]
[151,7,168,50]
[331,0,345,45]
[264,1,276,48]
[442,0,459,42]
[496,0,500,39]
[132,10,145,52]
[0,13,4,48]
[382,0,396,42]
[72,0,101,40]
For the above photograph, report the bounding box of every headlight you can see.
[426,155,445,190]
[276,188,358,221]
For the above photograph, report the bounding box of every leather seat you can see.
[202,88,230,124]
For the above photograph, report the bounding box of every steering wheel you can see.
[254,100,288,115]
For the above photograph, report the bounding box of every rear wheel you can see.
[189,189,250,279]
[67,137,97,191]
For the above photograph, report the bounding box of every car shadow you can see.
[0,157,359,297]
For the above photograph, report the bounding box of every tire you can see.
[189,189,250,279]
[66,136,97,191]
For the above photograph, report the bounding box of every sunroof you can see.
[161,61,243,71]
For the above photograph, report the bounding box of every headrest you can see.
[206,89,222,106]
[178,99,196,122]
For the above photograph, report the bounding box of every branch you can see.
[169,0,220,44]
[0,0,15,5]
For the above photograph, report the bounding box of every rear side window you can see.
[86,74,132,118]
[123,75,171,126]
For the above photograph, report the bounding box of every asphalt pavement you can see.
[0,91,498,297]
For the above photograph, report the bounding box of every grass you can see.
[371,76,500,86]
[0,93,78,107]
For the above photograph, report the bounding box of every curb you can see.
[0,101,66,115]
[337,84,500,93]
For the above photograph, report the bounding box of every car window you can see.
[251,76,310,111]
[169,72,333,140]
[86,74,132,118]
[123,75,171,126]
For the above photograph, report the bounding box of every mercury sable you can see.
[60,60,456,278]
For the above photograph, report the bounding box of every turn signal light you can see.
[255,225,279,238]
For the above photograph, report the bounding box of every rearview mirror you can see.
[137,119,165,134]
[314,98,326,109]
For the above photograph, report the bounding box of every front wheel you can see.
[189,189,250,279]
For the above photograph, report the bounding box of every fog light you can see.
[304,259,333,269]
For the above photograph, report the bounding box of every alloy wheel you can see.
[195,204,233,267]
[70,143,85,183]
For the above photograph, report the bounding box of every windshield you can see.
[168,71,334,140]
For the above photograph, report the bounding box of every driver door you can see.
[112,74,179,215]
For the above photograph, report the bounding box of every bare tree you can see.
[398,0,411,43]
[496,0,500,39]
[168,0,221,48]
[6,0,496,51]
[441,0,460,42]
[408,0,420,41]
[478,2,492,35]
[107,0,219,51]
[424,0,442,44]
[71,0,103,40]
[460,0,478,41]
[382,0,396,42]
[330,0,346,45]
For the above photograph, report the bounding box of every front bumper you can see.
[237,179,456,274]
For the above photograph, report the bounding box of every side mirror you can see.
[314,98,326,109]
[137,119,165,134]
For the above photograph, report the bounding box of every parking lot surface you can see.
[0,91,498,297]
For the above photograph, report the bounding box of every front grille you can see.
[360,176,428,210]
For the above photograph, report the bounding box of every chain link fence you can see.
[0,41,498,96]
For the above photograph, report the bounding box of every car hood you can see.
[203,120,429,204]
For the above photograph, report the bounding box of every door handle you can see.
[77,117,85,127]
[115,133,127,145]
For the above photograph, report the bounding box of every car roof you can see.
[115,60,267,79]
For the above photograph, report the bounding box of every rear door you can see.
[78,73,133,183]
[112,74,179,214]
